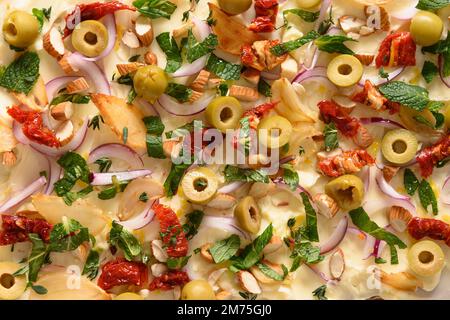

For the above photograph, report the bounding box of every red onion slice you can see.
[390,0,419,20]
[358,67,405,86]
[201,216,250,240]
[45,157,62,195]
[116,201,155,230]
[12,121,29,145]
[306,264,330,283]
[80,14,116,62]
[360,117,406,129]
[320,216,348,254]
[90,169,152,185]
[0,176,47,212]
[274,179,312,199]
[67,52,111,95]
[45,76,80,101]
[292,67,338,91]
[158,93,214,116]
[88,143,144,169]
[374,171,416,214]
[439,55,450,88]
[442,176,450,205]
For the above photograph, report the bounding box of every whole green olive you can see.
[257,115,292,149]
[71,20,109,57]
[325,174,364,211]
[2,10,40,48]
[218,0,253,15]
[181,280,216,300]
[234,196,261,234]
[410,11,443,46]
[205,97,243,133]
[133,65,168,103]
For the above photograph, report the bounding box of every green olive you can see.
[296,0,322,8]
[444,104,450,129]
[114,292,144,300]
[205,97,243,133]
[410,11,443,47]
[133,65,168,104]
[408,240,445,277]
[325,175,364,211]
[2,10,40,48]
[234,196,261,234]
[71,20,109,57]
[327,55,363,87]
[399,106,437,134]
[217,0,253,15]
[181,167,218,204]
[381,129,418,165]
[181,280,216,300]
[257,115,292,149]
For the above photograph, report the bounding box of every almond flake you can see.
[134,15,154,46]
[229,85,259,102]
[43,27,65,60]
[66,77,89,94]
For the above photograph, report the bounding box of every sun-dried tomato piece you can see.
[64,1,135,38]
[416,135,450,178]
[318,149,375,177]
[149,271,190,291]
[7,105,61,148]
[318,100,361,138]
[152,203,188,258]
[97,258,148,290]
[0,215,53,245]
[408,217,450,247]
[249,0,279,33]
[243,102,277,129]
[249,16,276,33]
[375,32,416,68]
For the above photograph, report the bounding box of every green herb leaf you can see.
[324,122,339,152]
[218,83,229,96]
[314,35,356,55]
[156,32,182,73]
[165,83,193,103]
[418,179,438,215]
[239,292,258,300]
[109,221,142,261]
[255,262,288,281]
[32,7,52,32]
[82,250,100,280]
[270,30,319,56]
[422,32,450,76]
[164,162,190,196]
[167,256,191,270]
[416,0,450,11]
[186,29,218,63]
[128,54,141,62]
[422,61,439,83]
[375,257,387,264]
[0,52,40,95]
[290,241,323,272]
[50,93,90,106]
[182,210,204,240]
[49,218,90,252]
[210,234,241,264]
[88,115,104,131]
[223,165,269,184]
[379,67,390,79]
[27,234,49,282]
[132,0,177,19]
[206,54,241,80]
[31,285,48,295]
[301,192,319,242]
[257,79,272,97]
[404,168,420,196]
[95,157,112,173]
[238,117,251,156]
[139,192,149,202]
[63,185,94,206]
[378,81,430,111]
[312,285,328,300]
[283,9,320,23]
[143,116,166,159]
[282,164,299,191]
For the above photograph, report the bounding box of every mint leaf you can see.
[378,81,430,111]
[165,83,193,103]
[416,0,450,11]
[63,185,93,206]
[422,32,450,77]
[27,234,49,282]
[32,7,51,32]
[109,221,142,260]
[224,165,269,183]
[210,234,241,264]
[133,0,177,19]
[324,122,339,152]
[270,30,319,56]
[418,180,438,215]
[0,52,40,94]
[404,168,420,196]
[164,162,190,196]
[186,29,218,63]
[257,79,272,97]
[49,218,90,252]
[301,192,319,242]
[283,9,320,23]
[206,54,241,80]
[156,32,182,73]
[167,256,191,270]
[314,35,356,55]
[95,157,112,173]
[143,116,165,159]
[82,250,100,280]
[255,262,288,281]
[182,210,204,240]
[282,164,299,191]
[50,93,90,106]
[422,61,439,83]
[31,285,48,295]
[312,285,328,300]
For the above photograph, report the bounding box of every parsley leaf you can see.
[422,61,439,83]
[182,210,204,240]
[312,285,328,300]
[418,180,438,215]
[186,29,218,63]
[404,168,420,196]
[109,221,142,261]
[378,81,430,111]
[156,32,182,73]
[314,35,356,55]
[324,122,339,152]
[132,0,177,19]
[379,67,390,79]
[206,54,241,80]
[224,165,270,184]
[209,234,241,264]
[143,116,166,159]
[416,0,450,11]
[270,30,320,56]
[82,250,100,280]
[165,83,193,103]
[0,52,40,95]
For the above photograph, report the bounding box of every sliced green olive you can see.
[444,104,450,129]
[181,280,215,300]
[133,65,168,104]
[325,175,364,211]
[381,129,418,165]
[410,11,443,47]
[71,20,109,57]
[399,106,437,133]
[217,0,253,15]
[408,240,445,277]
[2,10,40,48]
[257,115,292,149]
[296,0,322,8]
[234,196,261,234]
[205,97,243,133]
[114,292,144,300]
[327,55,363,87]
[181,167,218,204]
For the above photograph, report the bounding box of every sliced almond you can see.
[380,270,423,292]
[388,206,412,233]
[206,194,237,210]
[236,271,261,294]
[151,263,168,277]
[12,77,48,111]
[66,77,89,94]
[365,5,390,31]
[51,102,74,121]
[262,235,283,255]
[43,27,65,60]
[151,239,168,262]
[190,70,211,93]
[144,51,158,65]
[208,268,228,290]
[216,291,232,300]
[134,15,154,46]
[229,85,259,102]
[329,248,345,280]
[59,53,79,75]
[55,120,74,145]
[173,22,194,39]
[338,16,365,34]
[173,286,181,300]
[122,30,141,49]
[242,68,261,86]
[313,193,339,219]
[117,62,145,76]
[382,165,399,182]
[201,243,214,263]
[2,151,16,166]
[355,54,375,66]
[250,261,284,284]
[188,90,203,103]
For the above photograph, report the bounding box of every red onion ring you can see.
[201,216,250,240]
[67,52,111,95]
[358,67,405,86]
[390,0,419,20]
[375,170,416,214]
[439,55,450,88]
[157,93,214,116]
[45,157,62,195]
[306,264,330,283]
[217,181,246,194]
[0,176,47,213]
[90,169,152,185]
[360,117,406,129]
[320,216,349,254]
[88,143,144,169]
[274,179,312,199]
[12,121,29,145]
[442,176,450,205]
[292,67,338,91]
[80,14,116,62]
[45,76,80,101]
[116,201,155,230]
